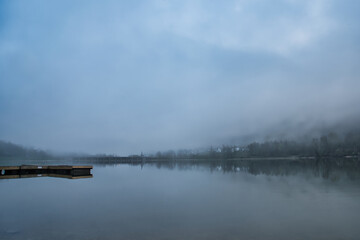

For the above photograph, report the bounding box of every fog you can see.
[1,0,359,155]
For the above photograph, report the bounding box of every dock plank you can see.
[72,166,93,169]
[0,166,20,170]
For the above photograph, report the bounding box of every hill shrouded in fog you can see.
[1,129,359,161]
[0,140,51,160]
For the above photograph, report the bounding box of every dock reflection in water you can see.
[0,165,93,179]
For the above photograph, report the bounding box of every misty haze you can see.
[1,0,360,240]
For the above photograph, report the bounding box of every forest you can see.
[151,131,360,159]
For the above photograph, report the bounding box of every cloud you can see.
[147,0,335,55]
[0,0,359,155]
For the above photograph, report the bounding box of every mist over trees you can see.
[1,131,360,161]
[150,131,360,160]
[0,140,51,160]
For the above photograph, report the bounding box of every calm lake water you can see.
[1,159,360,240]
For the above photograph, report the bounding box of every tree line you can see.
[150,131,360,159]
[1,131,359,161]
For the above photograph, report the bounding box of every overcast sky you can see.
[1,0,359,155]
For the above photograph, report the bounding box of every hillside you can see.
[0,140,51,160]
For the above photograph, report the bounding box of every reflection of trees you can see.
[88,158,360,181]
[227,158,360,181]
[73,156,360,181]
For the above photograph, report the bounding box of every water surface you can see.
[1,159,360,240]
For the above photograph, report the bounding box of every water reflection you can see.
[0,159,359,240]
[90,158,360,182]
[0,174,92,179]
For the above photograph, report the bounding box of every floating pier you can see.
[0,165,93,179]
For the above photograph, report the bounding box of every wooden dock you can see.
[0,165,93,179]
